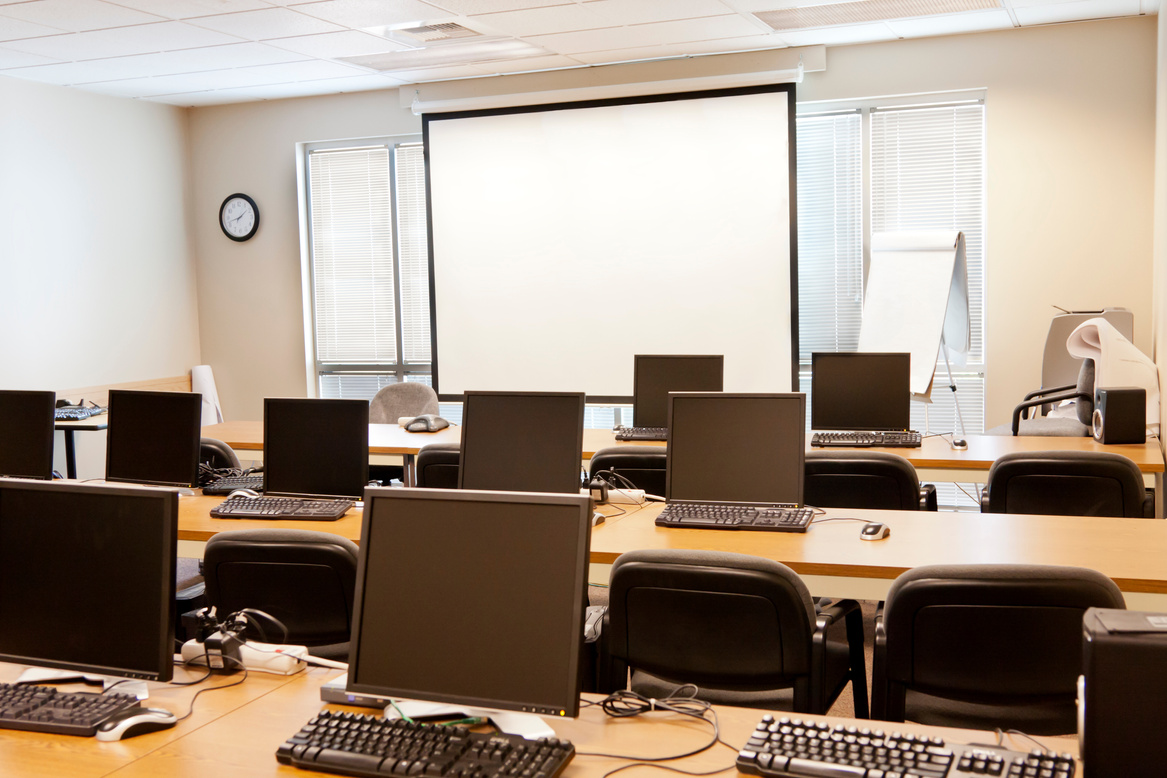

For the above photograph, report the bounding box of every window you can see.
[303,138,432,400]
[797,94,987,507]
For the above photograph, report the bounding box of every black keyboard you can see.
[811,431,922,448]
[0,682,140,737]
[211,495,353,521]
[614,426,667,441]
[737,714,1076,777]
[276,710,576,778]
[655,503,813,532]
[54,406,106,422]
[202,474,265,495]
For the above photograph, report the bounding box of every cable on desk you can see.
[173,650,249,722]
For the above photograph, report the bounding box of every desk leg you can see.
[403,454,417,487]
[64,430,77,480]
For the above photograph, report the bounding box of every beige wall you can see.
[188,17,1158,427]
[0,76,200,477]
[1156,11,1167,446]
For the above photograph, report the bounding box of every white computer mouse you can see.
[95,707,178,741]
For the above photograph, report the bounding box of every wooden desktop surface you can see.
[178,494,1167,600]
[0,664,1078,778]
[201,422,1164,474]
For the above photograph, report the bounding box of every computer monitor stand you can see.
[16,667,150,699]
[388,699,557,740]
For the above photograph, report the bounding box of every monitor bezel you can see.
[0,390,56,480]
[262,397,370,499]
[810,352,912,432]
[104,389,203,488]
[0,478,177,682]
[631,355,724,428]
[346,486,592,718]
[456,391,586,494]
[665,391,806,507]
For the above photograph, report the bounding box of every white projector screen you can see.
[424,85,798,400]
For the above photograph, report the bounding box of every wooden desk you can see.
[178,493,1167,609]
[20,667,1070,778]
[590,502,1167,608]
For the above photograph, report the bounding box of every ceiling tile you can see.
[377,63,498,82]
[1013,0,1139,22]
[264,29,411,57]
[111,0,274,19]
[0,45,59,67]
[774,21,898,45]
[196,72,402,98]
[568,33,783,63]
[2,41,309,83]
[466,3,615,36]
[531,14,762,54]
[884,8,1013,36]
[585,0,749,27]
[672,32,789,54]
[1,21,245,59]
[0,0,164,32]
[188,7,346,39]
[145,89,262,105]
[289,0,453,28]
[428,0,569,13]
[0,14,67,41]
[472,53,583,73]
[81,57,369,96]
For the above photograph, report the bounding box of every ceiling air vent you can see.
[755,0,999,31]
[383,21,483,45]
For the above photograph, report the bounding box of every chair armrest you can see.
[919,484,938,511]
[1022,383,1075,403]
[1143,488,1156,518]
[1012,390,1091,434]
[981,488,991,512]
[813,599,868,719]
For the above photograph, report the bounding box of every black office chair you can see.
[872,563,1125,734]
[588,445,667,497]
[202,529,359,660]
[415,443,461,488]
[981,450,1153,517]
[805,451,937,510]
[600,549,868,716]
[200,437,241,470]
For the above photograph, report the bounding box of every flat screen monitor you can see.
[632,355,724,428]
[458,392,585,494]
[347,487,591,731]
[666,392,805,507]
[264,398,369,499]
[0,390,55,480]
[811,352,911,431]
[0,478,176,682]
[105,390,202,488]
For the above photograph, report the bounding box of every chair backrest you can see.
[588,445,667,496]
[804,451,926,510]
[606,549,816,690]
[415,443,461,488]
[368,383,439,424]
[200,437,241,470]
[982,450,1150,517]
[203,529,359,649]
[876,564,1124,726]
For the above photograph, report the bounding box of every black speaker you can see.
[1081,609,1167,777]
[1091,387,1145,444]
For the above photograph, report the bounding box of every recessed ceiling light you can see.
[756,0,999,30]
[342,39,547,72]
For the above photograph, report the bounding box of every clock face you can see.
[220,193,259,241]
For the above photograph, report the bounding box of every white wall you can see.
[188,17,1158,427]
[0,76,200,477]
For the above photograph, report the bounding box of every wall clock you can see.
[219,193,259,241]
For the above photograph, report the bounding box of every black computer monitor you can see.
[264,398,369,499]
[0,390,55,480]
[632,355,724,428]
[0,479,176,682]
[347,487,591,735]
[666,392,805,507]
[105,390,202,488]
[811,352,911,431]
[458,392,585,494]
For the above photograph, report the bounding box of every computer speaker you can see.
[1080,608,1167,777]
[1091,387,1144,444]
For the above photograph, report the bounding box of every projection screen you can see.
[423,84,798,401]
